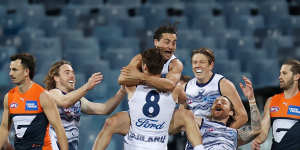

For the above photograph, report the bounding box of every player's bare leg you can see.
[92,111,130,150]
[169,108,202,147]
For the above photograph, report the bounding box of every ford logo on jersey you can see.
[288,105,300,116]
[25,101,38,111]
[270,106,280,112]
[136,118,165,129]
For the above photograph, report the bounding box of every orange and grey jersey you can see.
[269,92,300,150]
[8,83,55,150]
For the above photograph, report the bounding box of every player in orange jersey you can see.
[0,53,68,150]
[252,59,300,150]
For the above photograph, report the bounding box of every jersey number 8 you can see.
[143,90,160,118]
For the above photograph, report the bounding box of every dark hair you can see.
[223,96,236,127]
[282,59,300,90]
[191,48,215,65]
[44,60,71,90]
[141,48,165,75]
[10,53,36,79]
[153,24,177,41]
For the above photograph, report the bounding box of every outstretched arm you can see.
[119,54,183,92]
[220,78,248,129]
[40,92,68,150]
[251,97,272,150]
[80,86,126,115]
[0,94,11,149]
[237,76,261,146]
[49,72,103,108]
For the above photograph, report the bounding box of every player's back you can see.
[8,83,55,150]
[124,85,176,150]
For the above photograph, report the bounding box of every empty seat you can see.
[69,0,104,5]
[58,29,84,41]
[226,36,255,59]
[106,0,140,6]
[213,49,229,60]
[120,16,145,37]
[1,11,24,36]
[63,37,100,56]
[140,4,168,30]
[99,5,129,25]
[214,59,241,75]
[191,16,226,37]
[228,15,264,36]
[104,37,140,54]
[223,2,256,16]
[39,16,68,37]
[236,49,267,72]
[18,28,45,51]
[175,48,191,65]
[33,73,46,86]
[86,82,109,100]
[185,3,221,25]
[75,72,86,88]
[103,48,136,69]
[18,4,45,28]
[259,1,289,28]
[246,59,280,88]
[93,25,123,50]
[214,29,241,49]
[0,69,10,87]
[62,5,91,28]
[179,36,216,50]
[28,37,62,54]
[168,16,189,30]
[0,46,17,67]
[262,37,279,58]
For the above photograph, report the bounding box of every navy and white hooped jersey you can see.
[185,73,224,118]
[185,119,238,150]
[161,55,176,77]
[50,90,81,149]
[124,85,176,150]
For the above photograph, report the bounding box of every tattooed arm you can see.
[237,76,262,146]
[237,100,261,146]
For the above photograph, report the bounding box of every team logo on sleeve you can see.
[25,101,38,111]
[288,105,300,116]
[270,106,280,112]
[10,103,18,108]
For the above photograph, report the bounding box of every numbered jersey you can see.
[269,92,300,150]
[185,119,238,150]
[49,90,81,150]
[8,83,55,150]
[185,74,224,118]
[124,85,176,150]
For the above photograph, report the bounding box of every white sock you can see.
[194,144,205,150]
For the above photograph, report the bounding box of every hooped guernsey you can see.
[8,83,55,150]
[269,91,300,150]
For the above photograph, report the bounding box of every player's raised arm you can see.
[237,76,262,146]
